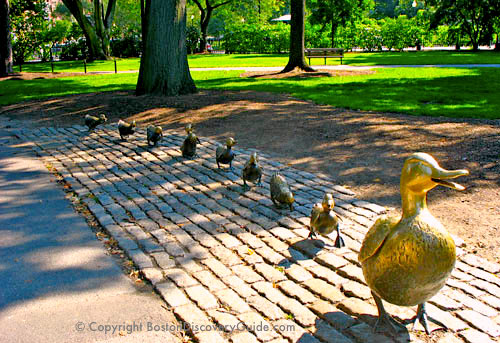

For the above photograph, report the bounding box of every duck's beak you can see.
[431,167,469,191]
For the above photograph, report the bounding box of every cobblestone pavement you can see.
[12,124,500,343]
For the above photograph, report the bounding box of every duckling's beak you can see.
[431,167,469,191]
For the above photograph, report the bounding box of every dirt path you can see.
[2,72,499,263]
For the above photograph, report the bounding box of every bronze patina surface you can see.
[359,152,469,334]
[242,152,262,189]
[309,193,344,248]
[181,124,201,158]
[270,172,294,211]
[215,137,236,169]
[118,119,136,140]
[146,125,163,146]
[84,114,107,131]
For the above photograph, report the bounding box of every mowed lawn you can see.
[1,67,499,119]
[12,50,500,73]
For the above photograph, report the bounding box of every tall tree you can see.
[190,0,233,53]
[429,0,500,51]
[308,0,370,47]
[136,0,196,96]
[61,0,117,60]
[282,0,314,72]
[0,0,13,76]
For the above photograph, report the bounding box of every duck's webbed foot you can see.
[372,292,406,334]
[334,234,345,248]
[308,230,316,239]
[412,303,431,335]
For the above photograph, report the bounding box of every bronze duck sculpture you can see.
[216,137,236,169]
[118,120,136,140]
[270,172,294,211]
[85,114,107,131]
[309,193,345,248]
[181,124,201,158]
[359,153,468,334]
[146,125,163,146]
[242,152,262,189]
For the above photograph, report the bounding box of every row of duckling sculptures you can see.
[86,116,470,336]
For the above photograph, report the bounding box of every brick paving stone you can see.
[237,312,280,341]
[278,297,317,326]
[306,264,347,287]
[211,245,243,266]
[462,254,500,274]
[446,278,485,298]
[467,267,500,287]
[313,320,354,343]
[482,295,500,310]
[125,225,149,240]
[236,245,265,264]
[459,328,496,343]
[193,270,228,293]
[175,256,204,274]
[151,251,176,269]
[428,292,462,311]
[303,278,346,304]
[162,240,186,257]
[470,278,500,297]
[187,243,210,259]
[164,268,199,288]
[247,295,286,320]
[341,280,372,300]
[215,288,253,314]
[155,280,190,308]
[269,226,297,241]
[223,275,258,299]
[128,248,154,269]
[284,263,313,283]
[278,280,317,304]
[141,267,164,285]
[232,265,264,284]
[252,282,288,304]
[315,252,349,270]
[230,332,259,343]
[202,258,233,278]
[261,236,290,252]
[207,309,242,333]
[254,263,287,283]
[237,232,265,249]
[195,331,228,343]
[255,246,285,265]
[245,223,272,237]
[456,310,500,337]
[272,319,308,342]
[138,237,164,253]
[426,303,468,332]
[216,232,244,249]
[451,269,474,282]
[447,289,497,317]
[338,264,366,284]
[346,322,390,343]
[337,297,378,322]
[185,284,219,310]
[308,300,357,330]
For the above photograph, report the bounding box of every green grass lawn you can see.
[1,68,499,119]
[12,50,500,73]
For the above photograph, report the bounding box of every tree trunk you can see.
[199,9,212,53]
[136,0,196,96]
[281,0,314,73]
[495,34,500,51]
[62,0,116,60]
[0,0,13,76]
[330,21,338,48]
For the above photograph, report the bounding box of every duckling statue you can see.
[181,124,201,158]
[85,114,107,131]
[118,120,136,140]
[309,193,345,248]
[146,125,163,146]
[242,152,262,189]
[270,172,294,211]
[216,137,236,170]
[359,153,468,334]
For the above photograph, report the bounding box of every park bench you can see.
[305,48,344,65]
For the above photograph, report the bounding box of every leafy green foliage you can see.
[10,0,48,63]
[224,22,290,53]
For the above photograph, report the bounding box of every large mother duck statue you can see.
[359,152,469,334]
